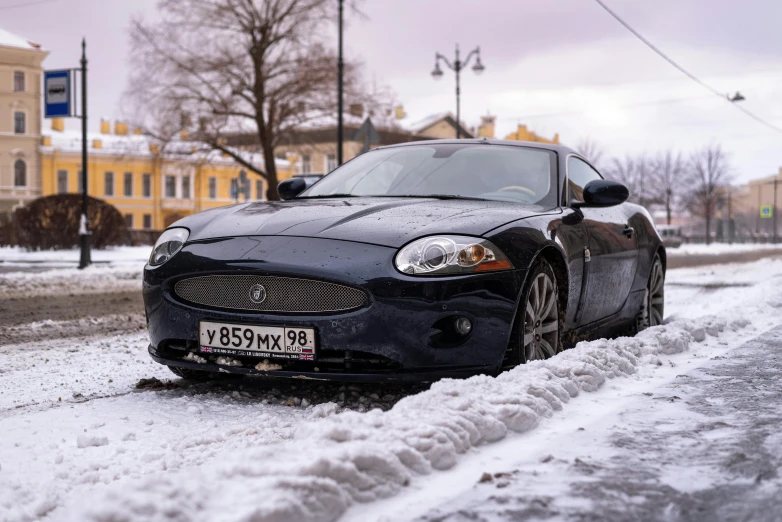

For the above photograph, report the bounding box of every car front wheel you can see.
[518,260,561,363]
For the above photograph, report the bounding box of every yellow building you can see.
[504,123,560,144]
[40,119,292,230]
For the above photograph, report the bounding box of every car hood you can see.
[181,197,552,248]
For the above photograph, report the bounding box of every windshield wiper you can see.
[296,193,360,199]
[296,194,488,201]
[395,194,488,201]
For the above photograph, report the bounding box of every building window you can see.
[142,173,151,197]
[181,176,191,199]
[124,172,133,197]
[165,175,176,198]
[104,172,114,196]
[302,154,311,174]
[208,177,217,199]
[14,112,25,134]
[14,160,26,187]
[57,170,68,193]
[14,71,25,92]
[77,169,83,193]
[143,214,152,230]
[256,179,264,200]
[326,154,337,172]
[124,214,133,229]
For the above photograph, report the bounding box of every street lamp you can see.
[431,44,485,139]
[337,0,344,166]
[728,91,745,102]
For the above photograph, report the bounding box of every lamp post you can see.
[762,178,780,243]
[78,38,90,269]
[337,0,344,166]
[431,44,485,139]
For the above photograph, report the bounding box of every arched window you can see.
[14,159,26,187]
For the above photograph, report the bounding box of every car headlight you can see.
[148,227,189,267]
[395,235,513,276]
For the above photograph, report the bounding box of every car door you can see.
[567,156,638,325]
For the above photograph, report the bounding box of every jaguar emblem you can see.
[249,284,267,304]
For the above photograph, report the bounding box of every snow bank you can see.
[69,315,742,522]
[667,242,782,256]
[0,245,151,264]
[1,265,142,299]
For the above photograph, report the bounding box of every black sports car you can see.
[143,139,665,382]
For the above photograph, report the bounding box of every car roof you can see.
[377,138,579,156]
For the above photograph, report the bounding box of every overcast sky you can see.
[4,0,782,183]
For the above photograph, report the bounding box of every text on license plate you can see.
[199,321,315,360]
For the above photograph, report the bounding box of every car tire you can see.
[167,365,214,381]
[516,259,562,364]
[638,254,665,331]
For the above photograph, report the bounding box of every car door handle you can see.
[623,226,635,238]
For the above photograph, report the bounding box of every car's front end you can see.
[144,233,525,382]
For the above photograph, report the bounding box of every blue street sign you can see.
[44,70,71,118]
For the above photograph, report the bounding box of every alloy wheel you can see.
[647,257,665,327]
[522,271,559,361]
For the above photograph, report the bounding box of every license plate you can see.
[198,321,316,360]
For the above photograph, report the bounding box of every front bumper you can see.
[143,236,525,382]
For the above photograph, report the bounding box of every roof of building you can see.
[0,28,44,51]
[404,111,474,138]
[405,112,451,133]
[41,129,289,171]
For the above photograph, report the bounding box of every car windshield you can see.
[299,143,557,206]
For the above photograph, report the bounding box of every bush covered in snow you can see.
[12,194,130,250]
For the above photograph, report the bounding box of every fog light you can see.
[454,317,472,336]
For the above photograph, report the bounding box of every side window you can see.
[567,157,603,204]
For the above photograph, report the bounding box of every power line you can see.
[593,0,782,135]
[0,0,58,11]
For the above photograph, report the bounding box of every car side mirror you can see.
[573,180,629,208]
[278,178,307,200]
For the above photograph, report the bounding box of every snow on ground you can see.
[0,245,151,266]
[1,265,143,299]
[388,327,782,521]
[664,256,782,319]
[0,326,422,522]
[0,246,150,298]
[63,316,754,522]
[1,258,782,521]
[667,242,782,256]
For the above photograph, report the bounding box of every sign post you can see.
[45,40,90,268]
[354,118,380,154]
[760,206,773,219]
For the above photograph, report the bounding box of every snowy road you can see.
[1,255,782,521]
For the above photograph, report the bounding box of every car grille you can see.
[173,274,369,313]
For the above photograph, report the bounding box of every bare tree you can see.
[605,154,654,207]
[649,150,685,225]
[575,138,605,170]
[127,0,364,200]
[686,145,732,244]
